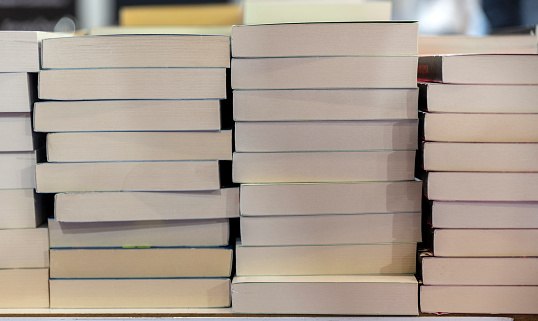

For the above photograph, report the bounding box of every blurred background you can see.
[0,0,536,36]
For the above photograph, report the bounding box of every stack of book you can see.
[418,54,538,314]
[0,31,57,309]
[34,34,238,309]
[231,22,421,315]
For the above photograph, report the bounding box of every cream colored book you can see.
[0,189,45,229]
[0,268,49,308]
[235,120,418,152]
[236,240,416,276]
[34,100,221,132]
[423,142,538,172]
[232,22,416,57]
[0,151,36,189]
[233,151,416,183]
[418,34,538,55]
[55,188,239,222]
[427,172,538,201]
[240,213,421,246]
[233,89,418,121]
[35,160,219,193]
[0,225,49,268]
[422,257,538,285]
[420,285,538,314]
[232,275,418,315]
[46,131,232,162]
[50,247,232,278]
[48,218,230,248]
[433,229,538,257]
[0,113,33,151]
[240,181,422,216]
[50,278,231,308]
[0,73,33,112]
[231,56,418,89]
[422,113,538,142]
[430,200,538,228]
[39,68,226,100]
[41,34,230,69]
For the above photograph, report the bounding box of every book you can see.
[0,268,49,308]
[46,131,232,162]
[231,56,418,89]
[233,89,419,121]
[419,83,538,113]
[432,229,538,257]
[35,161,220,193]
[240,213,421,246]
[0,73,34,112]
[418,54,538,84]
[231,22,417,57]
[0,151,36,189]
[422,257,538,285]
[41,34,230,69]
[50,278,231,308]
[422,142,538,172]
[240,181,422,216]
[430,200,538,228]
[0,31,65,72]
[0,225,49,268]
[0,189,46,229]
[0,113,33,151]
[232,275,418,315]
[34,100,222,132]
[235,120,418,152]
[418,34,538,55]
[242,0,392,25]
[119,3,242,26]
[233,151,416,183]
[48,218,230,248]
[50,247,232,278]
[54,188,239,222]
[421,113,538,142]
[420,285,538,314]
[426,172,538,201]
[236,240,417,276]
[38,68,227,100]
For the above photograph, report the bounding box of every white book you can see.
[0,225,49,268]
[0,73,34,112]
[0,151,36,189]
[0,113,33,151]
[0,268,49,308]
[0,189,45,229]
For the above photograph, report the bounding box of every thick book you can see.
[422,257,538,285]
[421,112,538,142]
[420,285,538,314]
[419,83,538,113]
[0,151,36,189]
[0,268,49,308]
[233,151,416,183]
[39,68,226,100]
[0,189,46,229]
[50,247,232,278]
[430,200,538,229]
[48,218,230,248]
[240,213,421,246]
[0,31,65,72]
[240,181,422,216]
[50,278,230,308]
[0,73,34,112]
[236,240,416,276]
[418,54,538,84]
[41,34,230,69]
[231,22,417,57]
[231,56,418,89]
[35,160,219,193]
[34,100,222,132]
[422,142,538,172]
[0,225,49,268]
[418,34,538,55]
[432,229,538,257]
[426,172,538,201]
[54,188,239,222]
[46,131,232,162]
[233,89,419,121]
[0,113,33,151]
[235,120,418,152]
[232,275,418,315]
